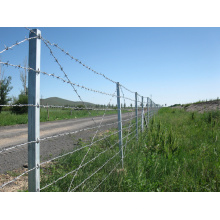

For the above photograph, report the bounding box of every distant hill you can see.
[40,97,96,107]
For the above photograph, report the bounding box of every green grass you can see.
[0,108,126,126]
[143,108,220,191]
[25,108,220,192]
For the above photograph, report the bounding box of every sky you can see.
[0,27,220,107]
[1,0,220,215]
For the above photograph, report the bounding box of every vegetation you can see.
[0,76,13,113]
[170,98,220,108]
[143,108,220,191]
[169,104,181,107]
[0,108,126,126]
[0,95,131,126]
[40,122,141,192]
[11,93,28,115]
[19,57,28,96]
[40,107,220,192]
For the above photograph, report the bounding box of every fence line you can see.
[0,28,161,192]
[0,61,142,103]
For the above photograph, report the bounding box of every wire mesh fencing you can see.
[0,28,161,192]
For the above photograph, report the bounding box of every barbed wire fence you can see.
[0,28,161,192]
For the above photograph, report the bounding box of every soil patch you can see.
[172,100,220,113]
[0,167,28,192]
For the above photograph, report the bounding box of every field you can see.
[143,108,220,191]
[0,108,122,126]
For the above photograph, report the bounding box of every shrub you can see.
[11,94,28,114]
[2,106,11,111]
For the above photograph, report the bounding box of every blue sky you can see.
[1,0,219,213]
[0,27,220,107]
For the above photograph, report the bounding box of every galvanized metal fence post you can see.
[135,92,138,140]
[116,82,123,168]
[141,96,144,133]
[153,102,155,115]
[152,100,154,117]
[28,29,41,192]
[150,99,152,119]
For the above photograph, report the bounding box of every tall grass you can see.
[34,108,220,192]
[143,108,220,191]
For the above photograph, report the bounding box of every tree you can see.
[0,59,5,90]
[20,57,28,95]
[0,76,13,113]
[76,104,85,109]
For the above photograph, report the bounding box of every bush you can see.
[2,106,12,111]
[11,94,28,114]
[77,104,85,108]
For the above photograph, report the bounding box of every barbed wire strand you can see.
[0,103,117,111]
[0,165,37,189]
[0,61,140,103]
[67,90,117,191]
[0,140,38,154]
[0,36,38,54]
